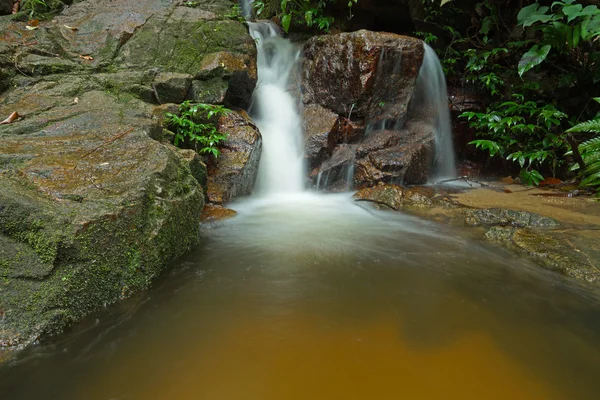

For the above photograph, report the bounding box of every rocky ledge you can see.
[355,184,600,286]
[0,0,259,347]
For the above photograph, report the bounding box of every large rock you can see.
[303,104,339,168]
[0,0,258,348]
[206,110,262,204]
[0,0,257,108]
[302,30,424,127]
[301,30,434,190]
[0,90,204,347]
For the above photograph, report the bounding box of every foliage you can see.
[516,0,600,85]
[462,95,568,185]
[420,0,600,186]
[254,0,358,33]
[566,104,600,190]
[22,0,48,17]
[167,102,229,158]
[225,4,246,22]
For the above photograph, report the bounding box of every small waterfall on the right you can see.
[413,43,457,180]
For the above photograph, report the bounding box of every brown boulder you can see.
[302,30,424,128]
[303,104,339,168]
[207,110,262,204]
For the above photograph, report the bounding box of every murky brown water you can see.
[1,194,600,400]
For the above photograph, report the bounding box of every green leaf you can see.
[563,4,583,23]
[281,13,291,33]
[518,45,552,77]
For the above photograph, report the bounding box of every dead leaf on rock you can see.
[28,19,39,27]
[25,25,39,30]
[0,112,20,125]
[79,55,94,60]
[64,25,79,31]
[73,97,79,104]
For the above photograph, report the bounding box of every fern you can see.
[567,121,600,190]
[566,120,600,134]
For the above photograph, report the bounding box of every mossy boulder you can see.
[0,90,204,347]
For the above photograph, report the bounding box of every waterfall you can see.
[414,43,457,180]
[248,22,305,195]
[239,0,253,19]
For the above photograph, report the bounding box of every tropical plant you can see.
[462,95,568,185]
[254,0,358,33]
[516,0,600,87]
[566,113,600,191]
[167,102,230,157]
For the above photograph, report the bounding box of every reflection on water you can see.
[1,194,600,400]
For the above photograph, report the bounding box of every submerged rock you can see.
[354,183,599,287]
[485,227,600,284]
[464,208,559,229]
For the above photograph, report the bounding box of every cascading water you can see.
[414,43,457,180]
[248,22,306,195]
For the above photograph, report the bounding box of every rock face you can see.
[0,0,257,109]
[301,30,434,190]
[354,183,600,286]
[0,0,259,348]
[0,91,204,347]
[302,30,423,127]
[207,111,262,204]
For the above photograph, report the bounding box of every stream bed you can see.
[1,193,600,399]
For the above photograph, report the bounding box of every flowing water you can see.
[1,195,600,399]
[249,22,305,194]
[414,43,457,180]
[1,17,600,400]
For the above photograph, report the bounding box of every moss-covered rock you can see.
[0,90,204,347]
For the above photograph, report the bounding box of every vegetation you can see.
[423,0,600,188]
[566,101,600,191]
[167,101,230,158]
[254,0,358,32]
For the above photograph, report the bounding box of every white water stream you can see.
[242,1,456,190]
[249,22,306,194]
[415,44,457,180]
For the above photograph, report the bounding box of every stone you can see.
[188,78,229,104]
[353,183,437,210]
[485,227,600,284]
[302,104,339,168]
[207,110,262,204]
[315,144,356,191]
[0,0,259,350]
[201,204,237,223]
[464,208,560,228]
[0,90,204,347]
[196,51,257,81]
[153,72,193,104]
[353,184,405,210]
[354,122,435,187]
[223,70,257,110]
[302,30,424,127]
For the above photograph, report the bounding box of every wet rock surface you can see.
[302,30,423,125]
[0,0,257,348]
[300,31,435,190]
[206,110,262,204]
[354,183,600,287]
